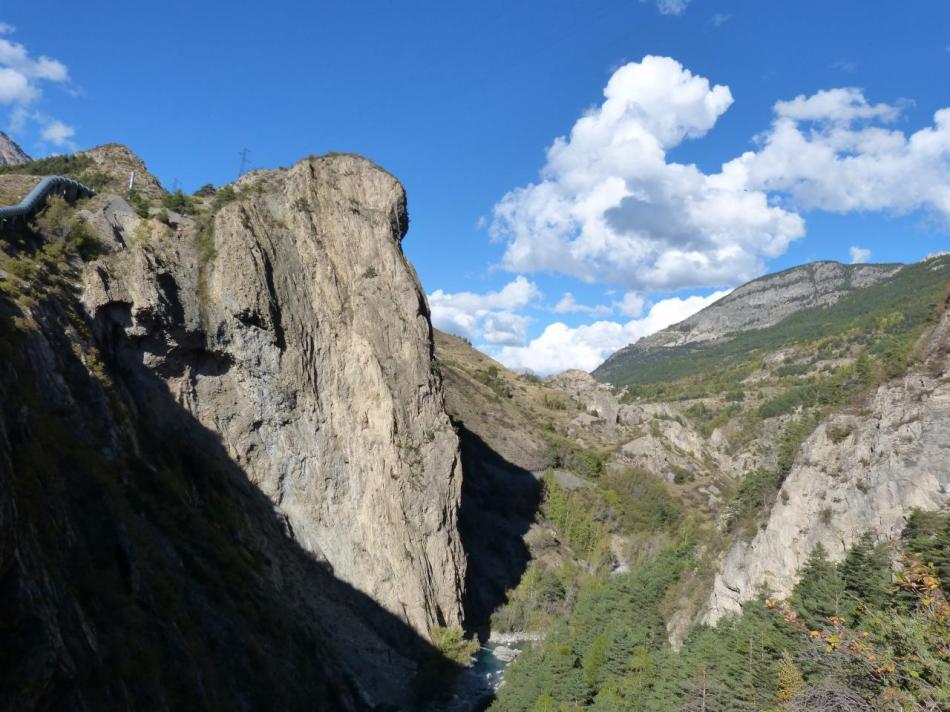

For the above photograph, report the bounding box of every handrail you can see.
[0,175,96,221]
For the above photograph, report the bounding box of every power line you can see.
[237,148,252,179]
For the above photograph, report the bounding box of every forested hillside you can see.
[492,512,949,711]
[434,255,950,711]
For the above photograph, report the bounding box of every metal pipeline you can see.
[0,175,96,221]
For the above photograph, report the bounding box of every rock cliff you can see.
[702,287,950,622]
[83,152,466,635]
[1,150,467,708]
[0,131,29,166]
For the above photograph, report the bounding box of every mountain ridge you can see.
[594,259,904,386]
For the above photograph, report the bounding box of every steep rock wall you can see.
[81,153,466,634]
[702,302,950,623]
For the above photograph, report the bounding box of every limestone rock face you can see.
[0,130,29,166]
[82,153,466,635]
[546,369,621,426]
[702,307,950,623]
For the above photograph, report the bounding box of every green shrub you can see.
[777,415,819,475]
[545,436,609,480]
[670,465,693,484]
[429,626,478,666]
[1,256,39,282]
[600,468,681,533]
[76,170,113,191]
[66,216,104,260]
[724,468,781,530]
[128,190,151,218]
[475,365,512,398]
[211,185,238,210]
[0,152,94,177]
[542,394,568,410]
[161,189,199,215]
[542,474,608,558]
[193,183,217,197]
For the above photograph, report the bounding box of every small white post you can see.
[128,171,135,192]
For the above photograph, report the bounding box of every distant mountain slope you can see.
[0,131,29,166]
[594,260,905,388]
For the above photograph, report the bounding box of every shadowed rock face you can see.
[0,150,469,709]
[82,153,467,637]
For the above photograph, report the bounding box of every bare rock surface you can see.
[0,149,475,709]
[702,307,950,623]
[546,369,621,425]
[0,130,29,166]
[81,153,466,635]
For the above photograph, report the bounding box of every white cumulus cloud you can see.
[492,290,730,375]
[849,246,872,264]
[428,276,542,346]
[773,88,898,124]
[647,0,692,15]
[723,88,950,220]
[490,56,805,292]
[40,119,75,147]
[553,292,613,315]
[0,26,74,146]
[614,291,646,317]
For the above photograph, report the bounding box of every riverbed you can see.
[434,638,531,711]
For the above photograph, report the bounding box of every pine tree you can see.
[625,645,656,695]
[589,679,633,712]
[839,531,891,621]
[601,627,637,679]
[776,652,805,705]
[538,644,591,707]
[582,632,609,688]
[790,543,845,630]
[902,510,950,596]
[531,693,557,712]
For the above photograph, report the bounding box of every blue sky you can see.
[3,1,949,373]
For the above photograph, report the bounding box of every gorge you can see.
[0,142,947,711]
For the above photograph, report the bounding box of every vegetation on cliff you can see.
[492,514,950,711]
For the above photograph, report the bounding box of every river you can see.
[433,638,530,711]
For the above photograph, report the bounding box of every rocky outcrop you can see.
[81,144,166,196]
[546,370,621,426]
[0,131,29,166]
[81,153,466,636]
[0,150,468,709]
[702,303,950,623]
[595,261,901,383]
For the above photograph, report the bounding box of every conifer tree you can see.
[531,693,557,712]
[839,531,890,621]
[601,627,637,679]
[582,632,609,688]
[776,652,805,705]
[790,543,845,630]
[902,510,950,595]
[539,644,591,708]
